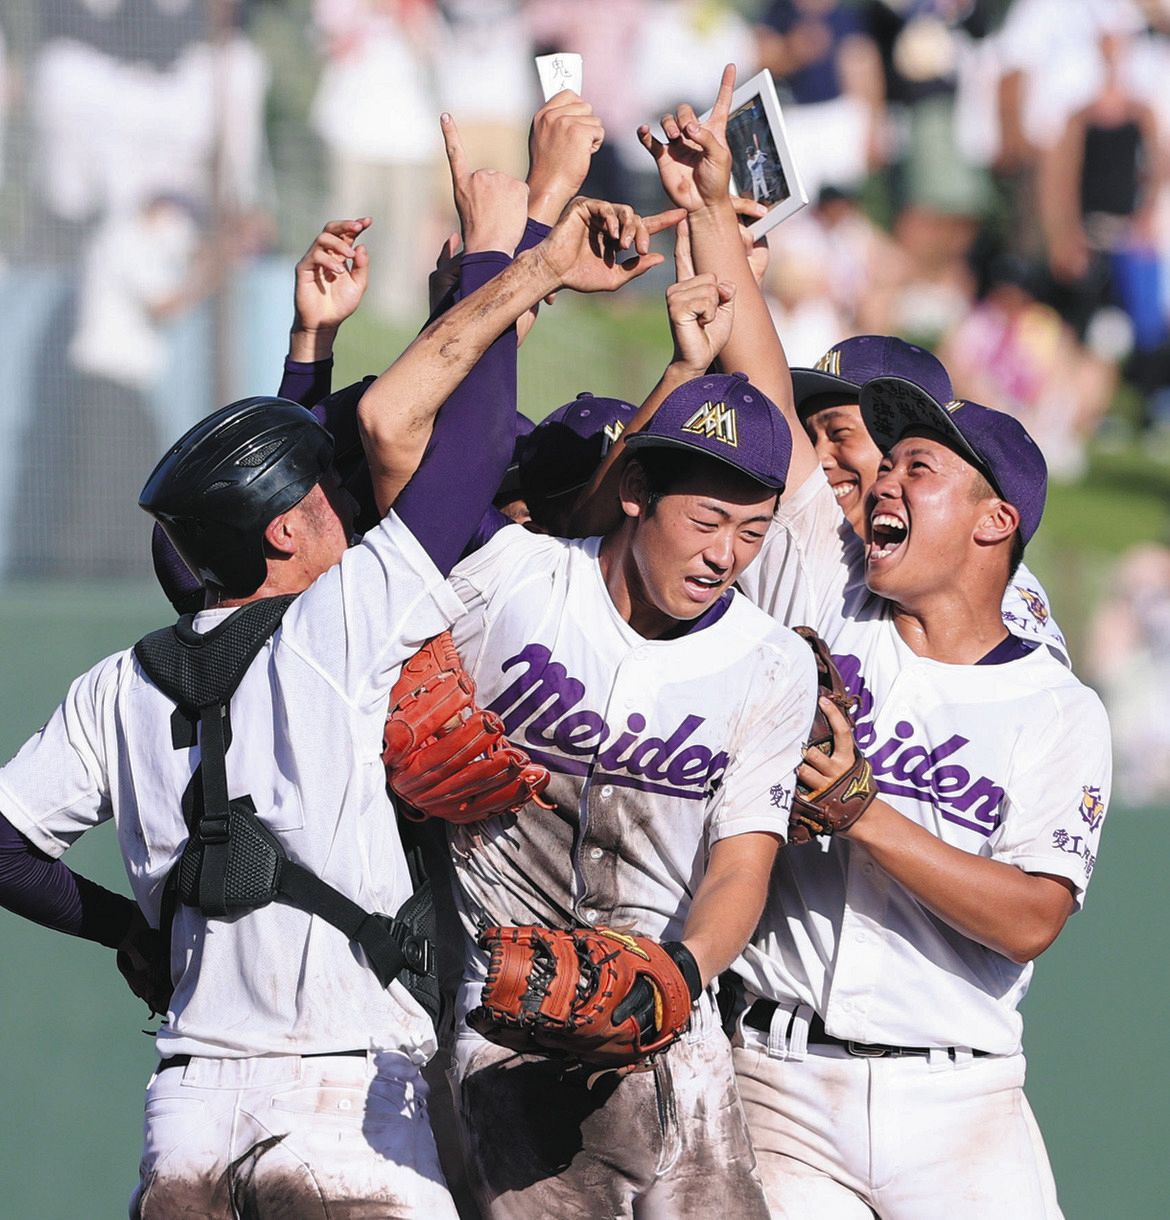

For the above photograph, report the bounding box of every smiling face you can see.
[863,432,1009,605]
[612,454,778,637]
[802,401,881,535]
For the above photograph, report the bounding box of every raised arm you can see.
[569,219,737,538]
[359,176,680,519]
[641,65,820,494]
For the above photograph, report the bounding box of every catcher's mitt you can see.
[383,632,552,824]
[789,626,877,843]
[467,925,701,1073]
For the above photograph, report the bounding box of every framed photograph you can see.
[701,69,808,239]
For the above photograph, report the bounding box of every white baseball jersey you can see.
[446,525,817,1010]
[0,511,463,1062]
[735,470,1112,1055]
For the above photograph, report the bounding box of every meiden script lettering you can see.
[486,644,729,800]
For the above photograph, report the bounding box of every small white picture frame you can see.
[701,69,809,239]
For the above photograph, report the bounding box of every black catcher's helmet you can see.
[139,397,335,596]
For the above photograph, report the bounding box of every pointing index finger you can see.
[711,64,737,124]
[441,112,468,183]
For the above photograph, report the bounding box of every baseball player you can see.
[790,334,1071,664]
[0,143,667,1214]
[436,245,817,1212]
[747,140,770,203]
[642,65,1112,1217]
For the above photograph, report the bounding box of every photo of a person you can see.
[727,96,790,209]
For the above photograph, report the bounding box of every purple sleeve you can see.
[0,813,134,948]
[395,251,518,575]
[461,506,514,558]
[278,356,334,409]
[423,219,551,327]
[518,217,551,253]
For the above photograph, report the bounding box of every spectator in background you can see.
[529,0,650,205]
[1037,19,1170,430]
[941,255,1117,479]
[754,0,884,201]
[311,0,443,324]
[1088,543,1170,805]
[865,0,996,217]
[434,0,533,180]
[764,185,909,350]
[11,195,207,579]
[32,0,271,249]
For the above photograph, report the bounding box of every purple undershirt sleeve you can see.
[278,356,334,409]
[423,218,551,326]
[395,251,518,575]
[462,506,514,557]
[0,813,134,948]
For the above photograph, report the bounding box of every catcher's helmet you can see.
[139,396,335,596]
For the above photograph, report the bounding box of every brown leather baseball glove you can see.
[382,632,552,824]
[466,925,701,1073]
[789,626,878,843]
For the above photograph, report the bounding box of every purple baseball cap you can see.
[623,372,791,491]
[792,336,952,418]
[860,376,1048,543]
[519,393,635,505]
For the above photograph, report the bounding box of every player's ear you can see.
[618,457,652,520]
[263,508,298,558]
[973,497,1019,547]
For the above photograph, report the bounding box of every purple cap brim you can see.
[791,368,864,416]
[861,377,986,471]
[623,432,787,490]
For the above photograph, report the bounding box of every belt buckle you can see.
[845,1039,889,1058]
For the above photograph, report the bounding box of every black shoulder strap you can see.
[134,595,297,711]
[134,596,429,989]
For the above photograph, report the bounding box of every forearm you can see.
[846,800,1075,963]
[687,201,791,406]
[687,199,818,488]
[359,245,558,512]
[680,832,779,986]
[395,252,519,574]
[0,813,134,948]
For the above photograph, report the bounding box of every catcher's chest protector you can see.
[134,597,433,1001]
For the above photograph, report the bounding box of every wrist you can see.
[525,241,567,299]
[526,183,574,227]
[667,354,711,382]
[288,324,338,363]
[663,940,703,1002]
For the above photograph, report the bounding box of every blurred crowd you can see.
[0,0,1169,798]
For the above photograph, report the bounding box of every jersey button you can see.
[589,847,604,860]
[600,785,614,798]
[582,908,598,923]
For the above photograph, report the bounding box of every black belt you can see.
[744,1000,989,1059]
[157,1049,368,1073]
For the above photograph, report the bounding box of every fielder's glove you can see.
[789,626,877,843]
[382,632,552,824]
[467,925,701,1074]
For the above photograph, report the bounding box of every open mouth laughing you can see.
[868,511,908,562]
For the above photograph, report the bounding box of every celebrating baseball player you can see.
[633,64,1113,1218]
[408,228,818,1213]
[0,101,675,1213]
[785,334,1071,664]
